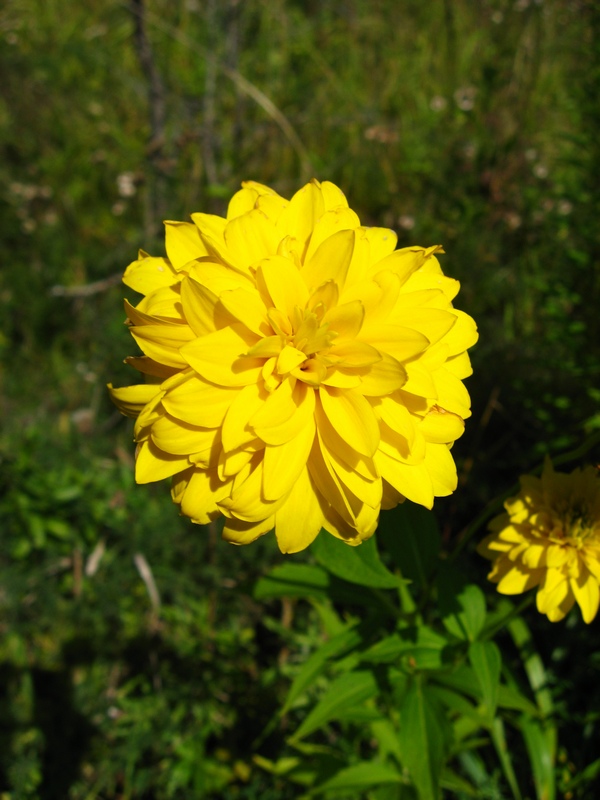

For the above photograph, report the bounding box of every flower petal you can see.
[165,221,209,269]
[320,386,380,458]
[135,440,190,483]
[274,468,326,553]
[301,229,355,291]
[181,325,263,387]
[263,415,316,501]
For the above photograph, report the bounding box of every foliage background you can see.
[1,0,599,797]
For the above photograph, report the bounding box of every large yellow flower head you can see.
[479,460,600,623]
[109,179,477,553]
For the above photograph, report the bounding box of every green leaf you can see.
[254,564,332,600]
[291,670,379,741]
[308,762,403,796]
[282,625,363,715]
[398,679,447,800]
[490,718,522,800]
[254,563,396,614]
[440,767,480,797]
[371,718,403,764]
[377,501,441,587]
[518,716,556,800]
[433,666,539,716]
[468,641,501,719]
[360,625,450,671]
[311,532,403,588]
[438,570,486,642]
[507,615,554,716]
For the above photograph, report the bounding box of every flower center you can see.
[260,305,339,390]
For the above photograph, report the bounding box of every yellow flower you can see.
[479,460,600,623]
[109,179,477,553]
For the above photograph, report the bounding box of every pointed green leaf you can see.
[360,625,450,670]
[433,666,539,716]
[490,718,523,800]
[468,641,501,720]
[398,679,447,800]
[282,625,363,715]
[378,501,441,587]
[292,670,379,741]
[440,767,480,797]
[438,569,486,641]
[518,716,556,800]
[308,762,403,796]
[253,563,395,614]
[311,531,403,588]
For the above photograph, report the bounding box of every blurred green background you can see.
[1,0,599,797]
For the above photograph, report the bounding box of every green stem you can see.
[481,595,536,641]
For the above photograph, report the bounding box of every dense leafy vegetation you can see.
[1,0,600,797]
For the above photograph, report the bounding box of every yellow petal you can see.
[218,287,270,336]
[124,356,179,379]
[322,300,365,340]
[364,227,398,268]
[322,368,363,389]
[275,468,326,553]
[432,367,472,418]
[180,277,222,337]
[181,325,262,387]
[162,375,236,428]
[256,255,309,320]
[179,468,233,524]
[320,180,350,211]
[319,432,382,509]
[137,285,184,320]
[359,323,429,362]
[328,341,382,367]
[308,434,362,527]
[354,354,407,396]
[277,345,307,374]
[252,379,316,445]
[219,455,286,522]
[278,180,325,256]
[224,209,281,269]
[164,221,209,269]
[151,414,217,456]
[378,419,425,464]
[440,309,479,356]
[399,308,457,346]
[314,396,378,480]
[222,382,270,451]
[187,260,253,296]
[424,443,458,497]
[218,442,261,479]
[320,387,380,458]
[123,253,179,295]
[373,450,434,509]
[444,352,473,380]
[496,564,543,595]
[301,229,355,291]
[570,563,600,623]
[108,383,162,418]
[124,298,184,327]
[366,246,428,284]
[304,207,361,263]
[262,416,316,501]
[131,323,196,369]
[222,515,275,545]
[135,440,190,484]
[376,396,417,444]
[400,270,460,300]
[419,408,465,444]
